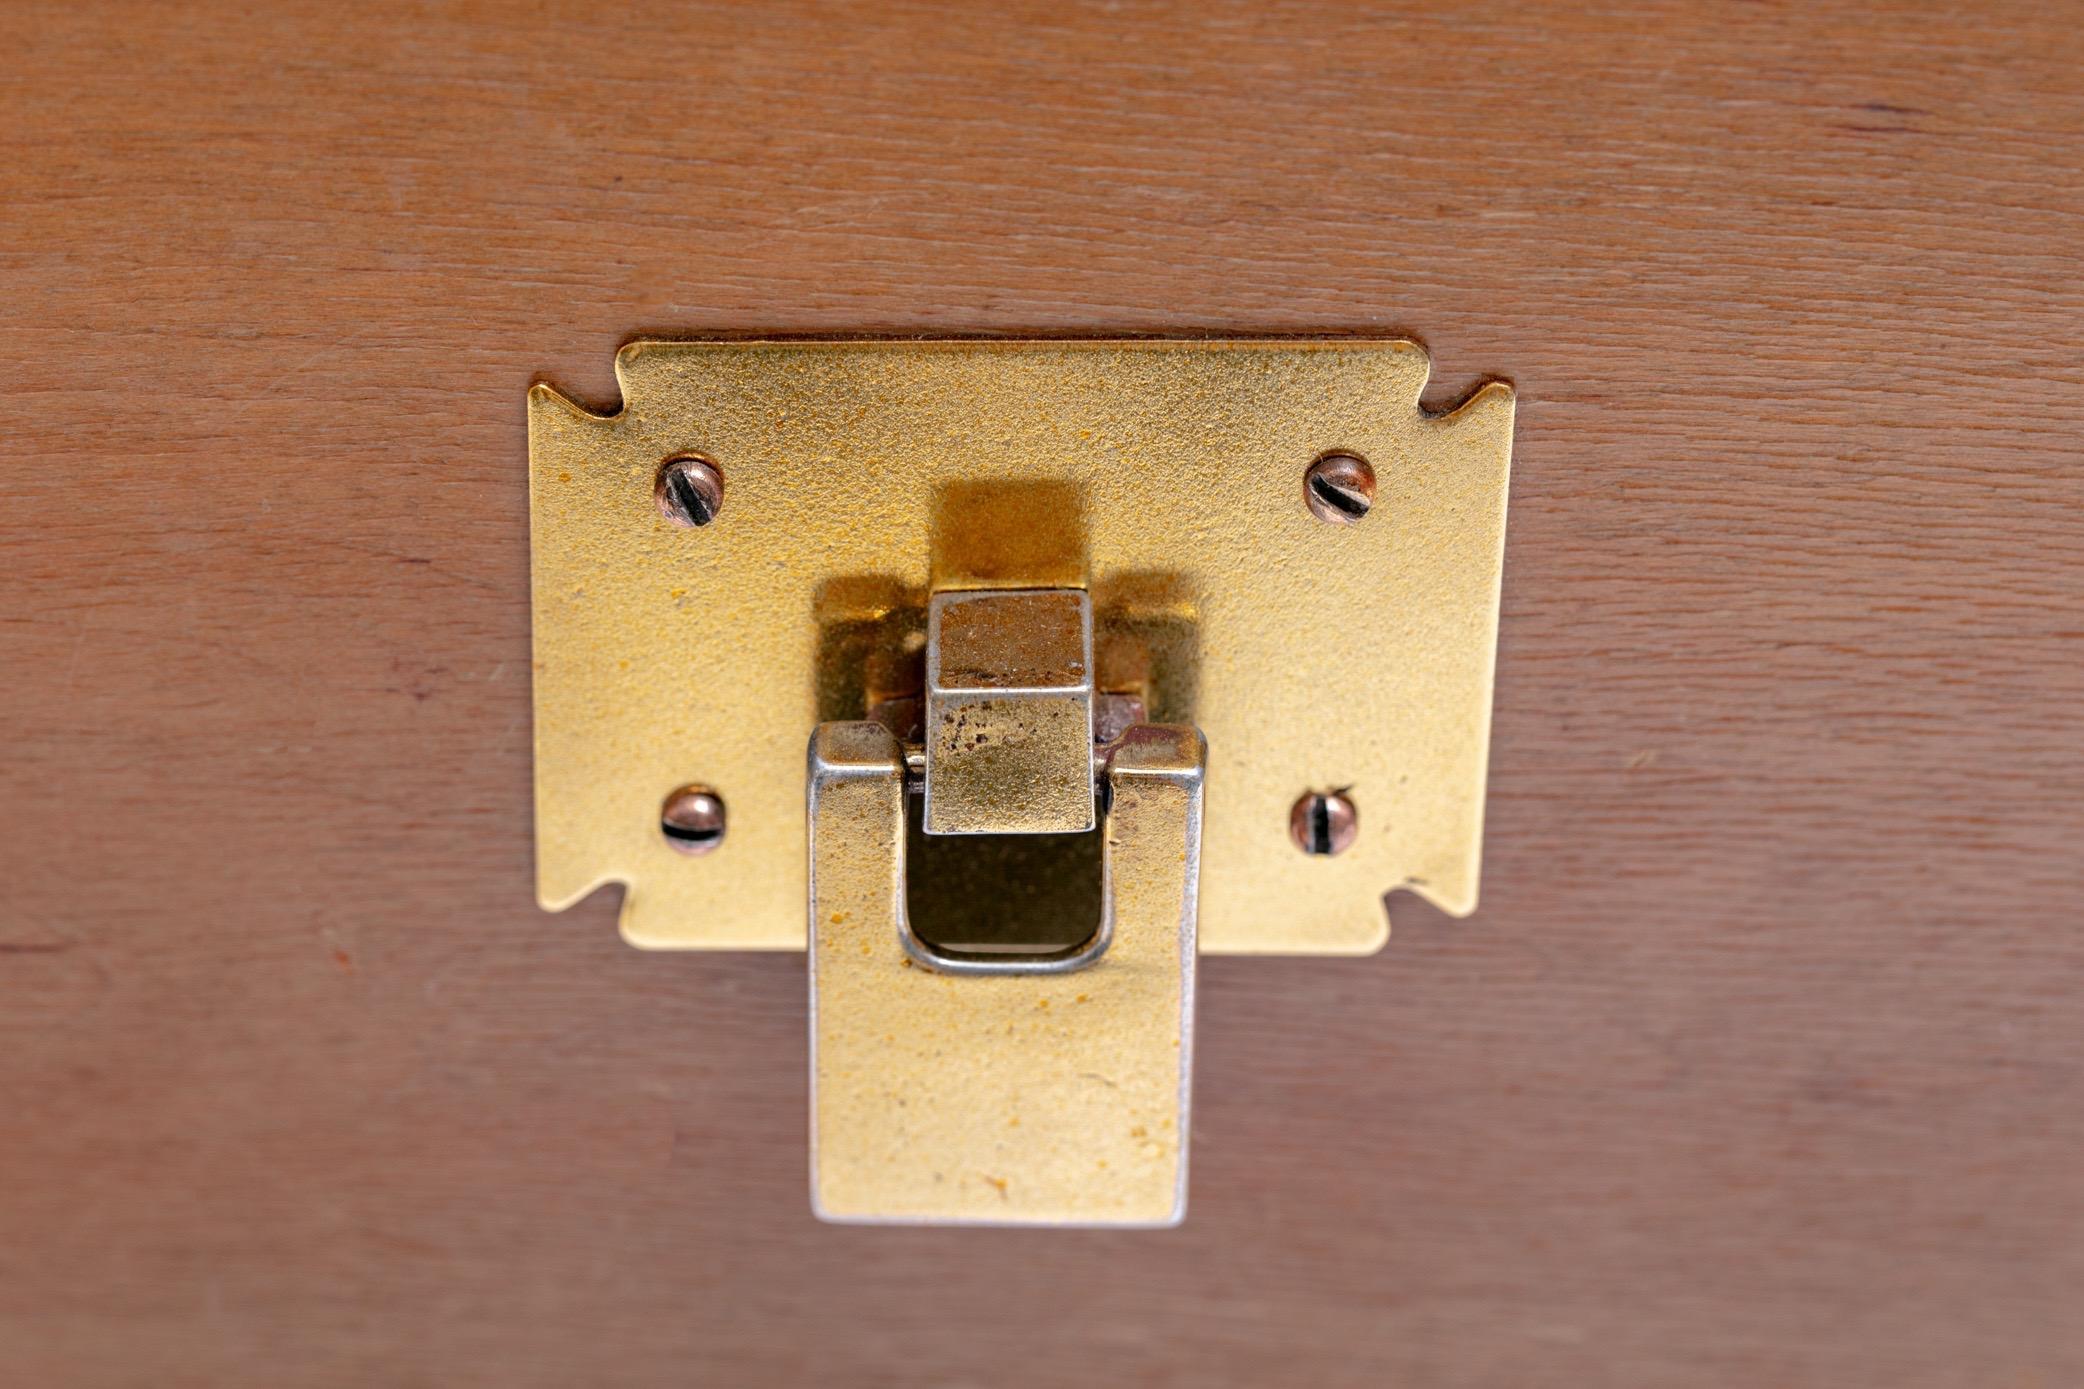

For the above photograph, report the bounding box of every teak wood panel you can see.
[4,2,2081,1385]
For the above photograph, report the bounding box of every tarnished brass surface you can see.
[924,588,1096,836]
[809,722,1202,1226]
[530,340,1513,953]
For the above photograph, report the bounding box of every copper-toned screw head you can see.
[1290,789,1358,856]
[660,785,727,855]
[1303,453,1376,525]
[654,456,724,528]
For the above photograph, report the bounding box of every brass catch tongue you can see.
[924,588,1097,837]
[810,586,1205,1226]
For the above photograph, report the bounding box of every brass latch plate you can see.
[529,340,1513,954]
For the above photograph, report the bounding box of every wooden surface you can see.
[5,2,2083,1384]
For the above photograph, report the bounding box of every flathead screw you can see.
[1304,453,1376,525]
[1290,789,1358,856]
[660,785,727,855]
[655,456,724,528]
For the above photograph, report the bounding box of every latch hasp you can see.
[529,340,1513,954]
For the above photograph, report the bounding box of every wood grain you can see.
[4,1,2082,1384]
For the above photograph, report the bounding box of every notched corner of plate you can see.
[1420,374,1517,434]
[525,378,625,500]
[534,866,703,952]
[531,869,643,950]
[609,338,703,417]
[526,376,620,429]
[1380,872,1482,940]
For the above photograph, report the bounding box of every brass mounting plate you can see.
[529,340,1513,954]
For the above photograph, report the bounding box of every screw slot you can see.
[1303,453,1375,525]
[660,785,727,855]
[655,456,724,528]
[1289,789,1357,856]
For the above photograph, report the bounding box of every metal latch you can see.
[528,340,1513,1225]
